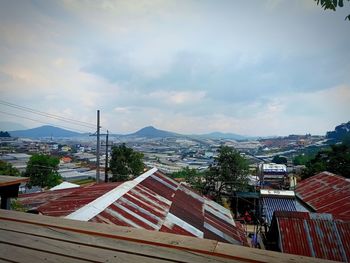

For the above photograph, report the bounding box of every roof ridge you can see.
[65,167,158,221]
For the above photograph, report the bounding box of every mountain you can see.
[10,125,82,138]
[0,121,27,131]
[126,126,179,138]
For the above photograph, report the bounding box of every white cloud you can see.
[149,90,206,105]
[0,1,349,136]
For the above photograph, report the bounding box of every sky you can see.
[0,0,349,136]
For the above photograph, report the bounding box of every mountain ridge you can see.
[9,125,83,138]
[8,124,252,140]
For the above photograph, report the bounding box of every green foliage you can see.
[170,167,206,192]
[293,154,313,165]
[0,160,20,176]
[205,146,249,200]
[10,199,26,212]
[315,0,350,20]
[70,178,95,185]
[271,155,288,165]
[303,142,350,178]
[25,154,61,188]
[0,131,11,137]
[326,121,350,142]
[109,144,145,182]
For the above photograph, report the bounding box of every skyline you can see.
[0,1,349,136]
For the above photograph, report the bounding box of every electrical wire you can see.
[0,100,96,129]
[0,110,90,134]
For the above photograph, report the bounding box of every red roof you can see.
[18,168,248,246]
[296,171,350,219]
[270,211,350,262]
[19,183,122,214]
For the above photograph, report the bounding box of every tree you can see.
[0,131,11,137]
[205,146,249,201]
[303,142,350,178]
[170,167,205,192]
[271,155,288,165]
[25,154,61,188]
[326,121,350,142]
[293,154,313,165]
[109,144,144,182]
[315,0,350,20]
[0,160,20,176]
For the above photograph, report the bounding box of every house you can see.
[267,211,350,262]
[18,167,248,246]
[295,171,350,220]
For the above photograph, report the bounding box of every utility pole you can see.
[96,110,100,184]
[104,130,109,183]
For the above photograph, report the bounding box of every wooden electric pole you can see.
[96,110,100,183]
[104,130,109,182]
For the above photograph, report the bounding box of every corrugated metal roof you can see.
[19,183,122,216]
[270,211,350,262]
[18,168,248,246]
[296,171,350,219]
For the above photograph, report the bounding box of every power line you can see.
[0,110,90,134]
[0,100,96,129]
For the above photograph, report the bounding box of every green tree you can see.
[303,142,350,178]
[293,154,313,165]
[109,144,144,182]
[170,167,205,192]
[0,160,20,176]
[315,0,350,20]
[0,131,11,137]
[25,154,61,188]
[271,155,288,165]
[205,146,249,201]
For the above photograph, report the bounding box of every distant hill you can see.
[10,125,83,138]
[126,126,179,138]
[326,121,350,142]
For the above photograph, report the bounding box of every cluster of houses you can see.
[0,163,349,262]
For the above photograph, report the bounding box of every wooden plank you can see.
[0,176,28,187]
[0,259,16,263]
[0,220,231,263]
[0,229,171,263]
[0,243,87,263]
[0,210,333,263]
[0,210,218,252]
[213,242,335,263]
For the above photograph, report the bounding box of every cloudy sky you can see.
[0,0,349,136]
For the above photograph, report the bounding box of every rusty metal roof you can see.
[18,168,248,246]
[19,182,122,215]
[296,171,350,219]
[269,211,350,262]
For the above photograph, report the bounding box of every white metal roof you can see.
[50,182,80,191]
[65,167,158,221]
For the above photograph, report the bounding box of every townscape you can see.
[1,120,349,262]
[1,0,350,262]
